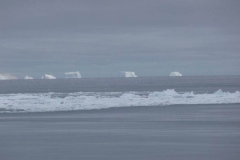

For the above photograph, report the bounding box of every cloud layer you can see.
[1,0,239,78]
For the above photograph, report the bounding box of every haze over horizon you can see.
[1,0,240,78]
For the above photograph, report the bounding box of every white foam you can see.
[170,72,182,76]
[65,71,81,78]
[0,89,239,113]
[119,71,137,77]
[41,74,56,79]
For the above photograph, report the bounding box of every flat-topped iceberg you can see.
[0,74,18,80]
[24,75,33,79]
[41,74,56,79]
[170,72,182,76]
[119,71,137,78]
[65,71,81,78]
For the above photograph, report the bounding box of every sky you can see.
[0,0,240,78]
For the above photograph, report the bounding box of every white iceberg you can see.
[41,74,56,79]
[170,72,182,76]
[24,75,34,79]
[0,74,18,80]
[65,71,81,78]
[119,71,137,78]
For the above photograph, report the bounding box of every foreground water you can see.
[1,104,240,160]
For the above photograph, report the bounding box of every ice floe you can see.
[24,75,34,79]
[170,72,182,76]
[119,71,137,77]
[0,74,18,80]
[41,74,56,79]
[65,71,81,78]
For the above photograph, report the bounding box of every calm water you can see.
[0,104,240,160]
[0,76,240,94]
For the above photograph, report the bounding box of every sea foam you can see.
[0,89,239,113]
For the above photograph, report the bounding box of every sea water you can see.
[0,76,240,160]
[0,76,239,113]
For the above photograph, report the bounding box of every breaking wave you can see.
[0,89,239,113]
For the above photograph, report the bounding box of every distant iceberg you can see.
[0,74,18,80]
[24,75,34,79]
[119,71,137,78]
[170,72,182,76]
[65,71,81,78]
[41,74,56,79]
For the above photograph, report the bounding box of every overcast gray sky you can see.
[0,0,239,78]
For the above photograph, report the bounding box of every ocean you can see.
[0,76,240,160]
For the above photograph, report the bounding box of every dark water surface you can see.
[0,76,240,94]
[0,104,240,160]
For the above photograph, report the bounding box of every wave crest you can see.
[0,89,239,113]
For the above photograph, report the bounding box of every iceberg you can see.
[0,74,18,80]
[119,71,137,78]
[65,71,81,78]
[170,72,182,76]
[24,75,34,79]
[41,74,56,79]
